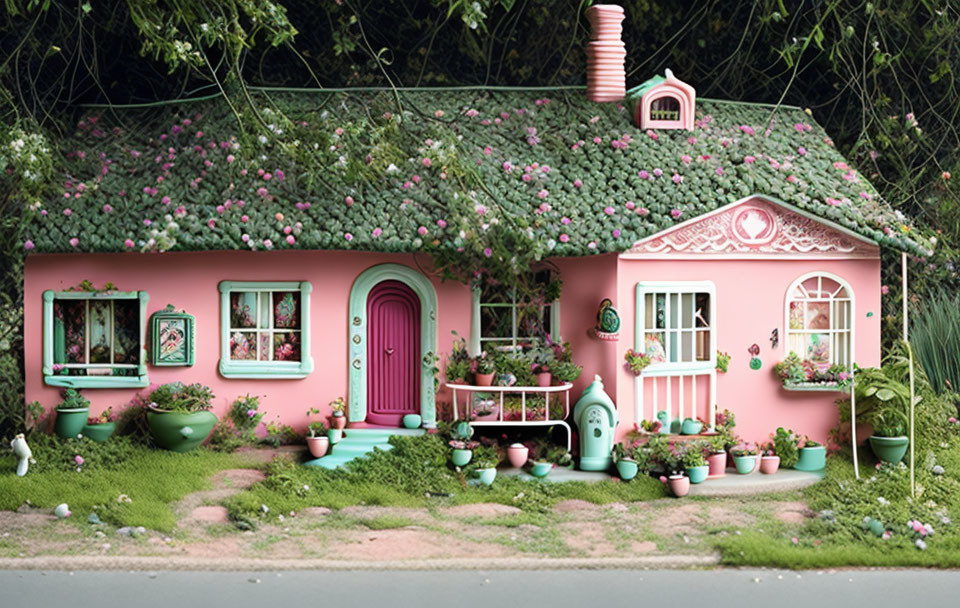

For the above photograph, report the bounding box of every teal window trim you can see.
[42,290,149,389]
[218,280,314,379]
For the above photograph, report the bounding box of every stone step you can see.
[302,427,425,470]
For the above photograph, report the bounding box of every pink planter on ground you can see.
[707,451,727,477]
[507,443,530,468]
[306,436,329,458]
[760,455,781,475]
[668,475,690,498]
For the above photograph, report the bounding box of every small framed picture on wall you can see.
[150,305,195,367]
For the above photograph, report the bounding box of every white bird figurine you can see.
[11,433,34,477]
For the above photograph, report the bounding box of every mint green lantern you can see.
[573,375,619,471]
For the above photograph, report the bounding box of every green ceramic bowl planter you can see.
[795,444,826,471]
[82,421,116,443]
[852,366,912,464]
[687,465,710,484]
[54,389,90,439]
[731,445,759,475]
[145,382,218,453]
[530,461,553,478]
[616,458,639,481]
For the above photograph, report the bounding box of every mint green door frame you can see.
[348,264,438,425]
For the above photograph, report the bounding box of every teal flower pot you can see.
[795,446,826,471]
[477,468,497,486]
[452,449,472,467]
[687,465,710,484]
[54,407,89,439]
[146,410,217,453]
[681,418,703,435]
[868,436,909,464]
[328,428,343,444]
[402,414,422,429]
[733,455,757,474]
[530,461,552,478]
[81,422,115,443]
[616,459,639,481]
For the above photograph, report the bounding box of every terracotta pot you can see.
[306,436,329,458]
[536,372,552,387]
[507,443,529,468]
[331,413,347,430]
[668,475,690,498]
[707,451,727,477]
[760,455,780,475]
[475,372,494,386]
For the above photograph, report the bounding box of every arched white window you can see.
[784,272,854,369]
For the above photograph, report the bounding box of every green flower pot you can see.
[530,461,553,478]
[868,436,909,464]
[795,446,826,471]
[477,468,497,486]
[687,465,710,484]
[681,418,703,435]
[733,455,757,474]
[402,414,422,429]
[81,422,116,443]
[452,449,472,467]
[54,407,89,439]
[146,409,217,453]
[616,459,639,481]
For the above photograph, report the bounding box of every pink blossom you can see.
[682,155,692,164]
[625,201,635,210]
[345,196,354,206]
[744,156,756,164]
[797,146,807,156]
[522,174,532,182]
[242,234,250,243]
[161,196,171,205]
[672,174,683,184]
[412,175,421,184]
[63,208,72,216]
[537,189,549,199]
[263,172,272,181]
[653,168,663,177]
[241,215,249,223]
[207,219,216,228]
[75,455,84,466]
[787,175,798,184]
[604,206,615,215]
[102,204,113,213]
[422,157,432,168]
[23,240,34,250]
[256,187,268,197]
[344,233,353,241]
[124,239,134,248]
[286,235,295,245]
[561,217,571,225]
[418,226,428,236]
[573,179,583,188]
[334,127,344,136]
[466,109,479,117]
[483,247,492,258]
[502,161,513,172]
[483,146,492,155]
[437,219,447,228]
[69,238,79,248]
[638,170,650,179]
[881,285,890,295]
[434,110,444,118]
[612,229,621,238]
[559,234,569,243]
[739,125,755,135]
[593,136,602,144]
[646,129,658,141]
[670,208,683,219]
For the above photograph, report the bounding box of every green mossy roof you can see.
[25,87,930,257]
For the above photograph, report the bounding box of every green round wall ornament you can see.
[866,311,874,317]
[750,357,763,370]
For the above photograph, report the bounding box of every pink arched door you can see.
[366,280,421,426]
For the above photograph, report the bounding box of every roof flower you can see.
[739,125,755,135]
[69,237,79,247]
[483,247,493,258]
[612,229,621,238]
[682,155,692,164]
[645,129,658,141]
[653,168,663,177]
[537,189,549,199]
[345,195,354,206]
[417,226,428,236]
[422,157,432,167]
[797,146,807,156]
[604,206,615,215]
[559,234,570,243]
[344,233,353,241]
[670,208,683,219]
[716,167,724,176]
[625,201,635,210]
[672,174,683,184]
[638,170,650,179]
[286,235,296,245]
[502,161,513,172]
[124,239,135,249]
[372,228,382,237]
[437,219,447,228]
[561,217,571,224]
[573,179,583,188]
[23,240,34,250]
[744,156,756,164]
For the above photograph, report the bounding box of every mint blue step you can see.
[304,427,426,470]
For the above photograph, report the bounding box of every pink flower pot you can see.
[475,372,494,386]
[707,451,727,477]
[760,455,781,475]
[331,414,346,430]
[668,475,690,498]
[306,436,329,459]
[537,372,552,387]
[507,443,529,468]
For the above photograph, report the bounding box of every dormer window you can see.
[627,69,696,130]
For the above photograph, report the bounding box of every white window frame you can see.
[784,271,855,369]
[469,287,560,355]
[634,281,717,373]
[218,281,313,379]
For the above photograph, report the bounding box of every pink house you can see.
[21,74,929,459]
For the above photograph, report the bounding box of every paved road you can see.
[3,568,960,607]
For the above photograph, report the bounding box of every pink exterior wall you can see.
[613,256,882,444]
[24,250,472,432]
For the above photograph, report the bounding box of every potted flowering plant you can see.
[54,388,90,439]
[305,407,329,458]
[716,351,731,374]
[528,343,554,386]
[682,439,711,484]
[329,397,347,430]
[771,427,800,469]
[648,435,689,497]
[81,406,115,443]
[146,382,218,452]
[624,348,652,375]
[612,442,639,481]
[775,353,853,390]
[759,442,780,474]
[730,443,759,474]
[796,436,827,471]
[706,435,728,477]
[474,352,495,386]
[445,332,473,384]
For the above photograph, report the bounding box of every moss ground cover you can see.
[0,434,251,532]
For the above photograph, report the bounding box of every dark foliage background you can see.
[1,0,958,436]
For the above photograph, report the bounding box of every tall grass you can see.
[911,289,960,398]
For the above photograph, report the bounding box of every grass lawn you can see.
[0,434,254,532]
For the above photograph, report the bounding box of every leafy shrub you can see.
[56,388,90,411]
[771,427,800,468]
[148,382,214,413]
[227,394,264,441]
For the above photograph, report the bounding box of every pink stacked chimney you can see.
[585,4,626,102]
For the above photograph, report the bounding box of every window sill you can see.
[219,358,313,379]
[781,382,848,392]
[44,375,149,389]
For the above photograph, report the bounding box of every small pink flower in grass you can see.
[559,234,569,243]
[466,109,479,117]
[682,155,692,164]
[791,537,799,545]
[226,154,235,163]
[242,234,250,243]
[670,208,683,219]
[638,170,650,179]
[256,187,269,197]
[537,189,549,199]
[949,416,958,424]
[263,172,272,181]
[881,285,890,295]
[646,129,658,141]
[345,195,354,206]
[434,110,444,118]
[637,207,650,217]
[69,238,79,248]
[263,239,273,249]
[422,157,432,168]
[483,247,493,258]
[943,171,951,180]
[412,174,421,184]
[522,174,532,182]
[739,125,755,135]
[124,239,135,249]
[612,229,621,238]
[74,455,84,466]
[103,204,113,213]
[798,146,807,156]
[604,206,615,216]
[344,233,353,241]
[787,175,799,184]
[561,217,571,225]
[573,179,583,188]
[372,228,382,238]
[241,215,249,223]
[63,208,72,216]
[437,219,447,228]
[716,167,725,176]
[417,226,428,236]
[672,174,683,184]
[653,168,663,177]
[744,156,756,164]
[593,136,602,144]
[483,146,492,155]
[286,235,295,245]
[502,161,513,172]
[625,201,635,210]
[23,240,34,251]
[275,213,284,222]
[207,219,216,228]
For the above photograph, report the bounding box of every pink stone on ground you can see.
[189,506,229,523]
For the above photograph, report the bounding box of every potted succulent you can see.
[682,440,710,484]
[475,459,498,485]
[771,427,800,469]
[759,443,780,474]
[474,352,495,386]
[506,443,529,468]
[445,332,473,384]
[529,344,554,387]
[853,366,911,464]
[305,408,329,458]
[146,382,218,452]
[81,406,116,443]
[54,389,90,439]
[450,439,479,466]
[550,360,582,385]
[730,443,759,474]
[716,351,731,374]
[624,348,652,376]
[612,442,639,481]
[329,397,347,430]
[795,437,826,471]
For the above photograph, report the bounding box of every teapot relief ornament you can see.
[594,298,621,340]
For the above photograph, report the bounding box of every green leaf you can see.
[876,388,896,401]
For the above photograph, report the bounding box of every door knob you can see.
[385,347,395,356]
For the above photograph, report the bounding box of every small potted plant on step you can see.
[305,408,329,458]
[54,389,90,439]
[474,352,495,386]
[730,443,759,475]
[795,436,826,471]
[613,442,639,481]
[329,397,347,430]
[81,406,115,443]
[473,445,499,486]
[146,382,218,452]
[706,435,728,477]
[448,420,478,467]
[682,439,711,484]
[770,426,799,471]
[759,442,780,474]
